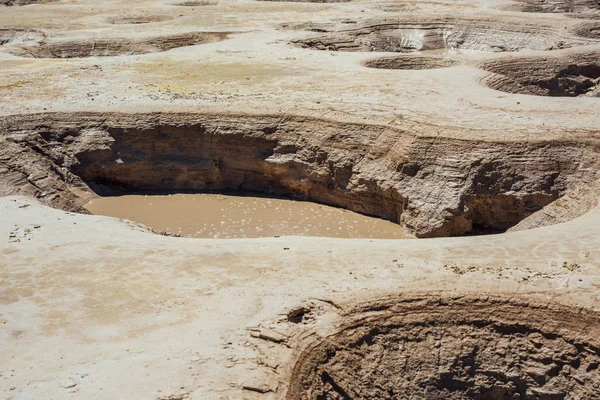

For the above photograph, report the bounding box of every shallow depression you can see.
[84,193,407,239]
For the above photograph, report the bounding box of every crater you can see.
[293,19,590,53]
[363,55,458,70]
[287,295,600,399]
[9,31,229,58]
[1,113,598,238]
[482,52,600,97]
[0,0,58,5]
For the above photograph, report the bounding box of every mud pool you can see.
[84,193,407,239]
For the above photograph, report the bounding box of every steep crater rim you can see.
[0,113,598,238]
[292,19,591,53]
[362,55,459,70]
[7,31,229,58]
[482,52,600,97]
[287,295,600,399]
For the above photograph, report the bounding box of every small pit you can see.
[287,296,600,399]
[363,55,458,70]
[293,19,590,53]
[288,307,312,323]
[9,31,229,58]
[482,52,600,97]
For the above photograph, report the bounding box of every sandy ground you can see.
[0,0,599,138]
[1,0,600,398]
[2,195,600,399]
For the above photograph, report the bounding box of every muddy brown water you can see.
[84,193,408,239]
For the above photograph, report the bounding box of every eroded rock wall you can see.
[1,112,598,237]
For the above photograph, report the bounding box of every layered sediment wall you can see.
[1,112,598,237]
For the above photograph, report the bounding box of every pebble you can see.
[60,378,77,389]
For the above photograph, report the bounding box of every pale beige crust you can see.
[1,0,600,399]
